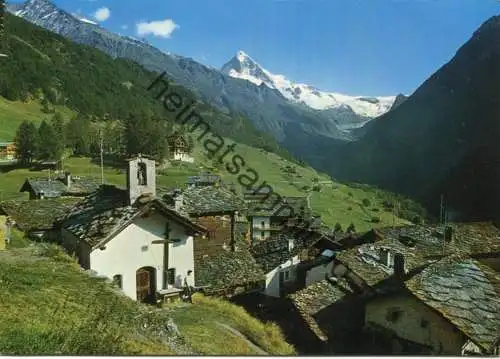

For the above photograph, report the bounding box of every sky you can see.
[45,0,500,96]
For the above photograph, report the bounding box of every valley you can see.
[1,0,500,356]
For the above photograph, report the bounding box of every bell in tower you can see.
[126,154,156,205]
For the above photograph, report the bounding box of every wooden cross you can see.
[152,222,173,289]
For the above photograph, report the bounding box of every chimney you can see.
[174,191,184,212]
[445,226,454,242]
[65,172,72,189]
[380,247,392,267]
[393,253,405,280]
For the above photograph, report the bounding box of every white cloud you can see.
[121,24,129,30]
[93,7,111,22]
[136,19,179,38]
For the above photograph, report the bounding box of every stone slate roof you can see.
[186,172,221,186]
[336,223,500,287]
[57,185,136,248]
[20,177,100,198]
[247,196,310,217]
[0,198,81,231]
[250,230,321,273]
[195,249,266,293]
[405,256,500,353]
[289,278,355,341]
[65,177,101,195]
[161,186,246,216]
[58,185,206,250]
[20,178,68,198]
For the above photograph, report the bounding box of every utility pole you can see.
[439,194,444,225]
[442,195,447,256]
[99,128,104,185]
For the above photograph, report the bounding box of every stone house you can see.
[167,133,194,163]
[159,184,247,261]
[248,224,325,298]
[285,223,500,354]
[56,156,207,304]
[0,198,80,240]
[365,256,500,356]
[245,191,312,243]
[20,173,99,200]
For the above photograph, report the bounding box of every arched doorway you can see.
[136,266,156,304]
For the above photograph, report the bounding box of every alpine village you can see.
[0,0,499,356]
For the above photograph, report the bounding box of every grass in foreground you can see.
[0,243,293,355]
[169,293,295,355]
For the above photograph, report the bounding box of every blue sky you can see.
[50,0,500,96]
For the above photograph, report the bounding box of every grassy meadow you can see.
[0,242,294,355]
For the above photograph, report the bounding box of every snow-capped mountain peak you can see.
[221,50,396,118]
[221,50,275,88]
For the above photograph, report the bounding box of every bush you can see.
[346,223,356,233]
[371,217,381,223]
[348,192,353,197]
[362,198,371,207]
[371,208,380,212]
[334,222,343,233]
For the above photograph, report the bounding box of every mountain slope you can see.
[0,11,284,156]
[7,0,377,167]
[330,16,500,221]
[221,50,396,119]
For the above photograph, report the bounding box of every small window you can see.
[420,318,429,328]
[284,270,290,281]
[141,245,148,252]
[113,274,123,289]
[261,231,265,238]
[261,221,265,228]
[386,308,403,323]
[167,268,176,285]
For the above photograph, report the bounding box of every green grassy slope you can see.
[0,97,75,142]
[0,243,294,355]
[0,150,411,233]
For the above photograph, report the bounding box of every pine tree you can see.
[125,113,168,161]
[37,120,62,161]
[51,112,65,146]
[14,120,38,165]
[66,114,91,155]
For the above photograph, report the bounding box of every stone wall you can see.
[365,292,467,355]
[193,215,232,261]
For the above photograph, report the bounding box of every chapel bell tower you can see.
[126,154,156,205]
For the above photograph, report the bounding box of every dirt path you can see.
[215,322,268,355]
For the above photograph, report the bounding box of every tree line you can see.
[13,112,195,165]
